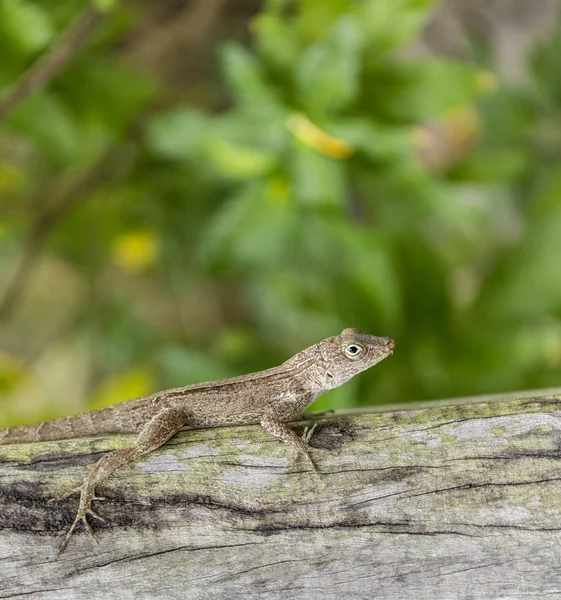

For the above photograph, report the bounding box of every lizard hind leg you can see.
[58,407,189,555]
[260,415,320,474]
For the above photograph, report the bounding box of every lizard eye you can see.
[343,343,364,359]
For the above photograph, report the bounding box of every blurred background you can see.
[1,0,561,428]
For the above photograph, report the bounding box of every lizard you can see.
[0,327,394,554]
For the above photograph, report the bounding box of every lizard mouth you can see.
[373,348,393,363]
[386,338,395,356]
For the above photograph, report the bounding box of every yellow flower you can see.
[112,230,160,273]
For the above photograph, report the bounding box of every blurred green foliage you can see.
[1,0,561,427]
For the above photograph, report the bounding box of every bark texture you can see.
[2,390,561,599]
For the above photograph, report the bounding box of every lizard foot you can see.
[58,486,106,555]
[299,423,320,474]
[294,445,319,474]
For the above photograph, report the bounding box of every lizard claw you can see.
[82,514,100,543]
[87,507,106,522]
[301,422,318,444]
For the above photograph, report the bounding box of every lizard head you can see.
[318,327,395,389]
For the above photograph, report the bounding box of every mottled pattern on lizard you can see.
[0,328,395,554]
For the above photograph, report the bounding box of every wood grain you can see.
[2,390,561,599]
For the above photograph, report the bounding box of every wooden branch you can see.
[2,390,561,598]
[124,0,228,79]
[0,7,105,122]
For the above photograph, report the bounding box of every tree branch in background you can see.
[0,146,131,323]
[124,0,227,85]
[0,7,105,122]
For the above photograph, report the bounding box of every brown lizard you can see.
[0,328,394,554]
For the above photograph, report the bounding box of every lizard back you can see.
[0,360,312,444]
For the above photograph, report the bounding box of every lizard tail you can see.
[0,405,136,445]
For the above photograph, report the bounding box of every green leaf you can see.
[332,118,412,162]
[7,93,79,165]
[58,59,157,133]
[455,148,528,182]
[391,59,485,120]
[483,213,561,319]
[206,138,277,180]
[298,0,354,40]
[295,15,362,116]
[211,111,288,157]
[291,143,346,207]
[92,0,116,11]
[200,183,298,271]
[332,223,402,327]
[146,109,208,160]
[221,42,281,112]
[358,0,436,55]
[0,0,53,55]
[254,12,301,70]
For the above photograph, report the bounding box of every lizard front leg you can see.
[260,414,319,473]
[58,407,189,554]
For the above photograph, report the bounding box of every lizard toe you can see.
[82,514,99,543]
[87,507,106,522]
[301,422,318,444]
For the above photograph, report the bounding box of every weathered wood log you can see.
[2,389,561,599]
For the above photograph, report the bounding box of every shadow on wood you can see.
[2,390,561,599]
